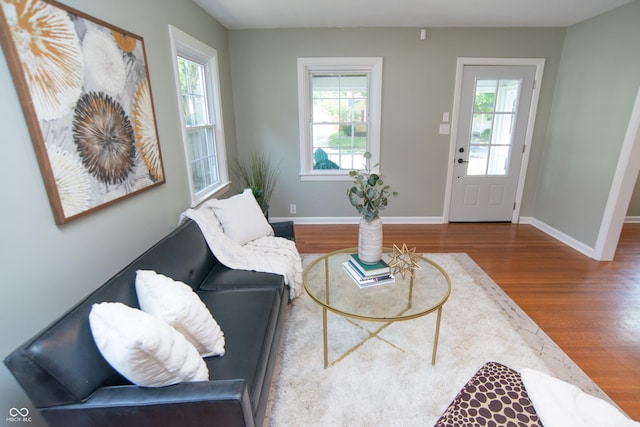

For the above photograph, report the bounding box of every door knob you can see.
[457,158,469,164]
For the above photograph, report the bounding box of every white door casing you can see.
[444,58,545,223]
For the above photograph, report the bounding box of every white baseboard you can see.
[269,216,445,225]
[529,218,597,259]
[274,216,537,225]
[527,216,639,260]
[272,215,640,225]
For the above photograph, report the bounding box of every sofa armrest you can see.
[40,380,256,427]
[270,220,295,241]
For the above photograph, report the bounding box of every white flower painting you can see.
[0,0,165,224]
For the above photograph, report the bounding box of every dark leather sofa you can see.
[4,218,295,427]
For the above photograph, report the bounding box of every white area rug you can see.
[266,253,610,426]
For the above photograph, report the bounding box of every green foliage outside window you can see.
[474,92,495,112]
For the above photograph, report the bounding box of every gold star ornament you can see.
[388,243,421,279]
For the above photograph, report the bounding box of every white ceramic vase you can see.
[358,216,383,264]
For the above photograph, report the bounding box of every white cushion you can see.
[521,368,640,427]
[88,302,209,387]
[135,270,225,357]
[208,189,274,245]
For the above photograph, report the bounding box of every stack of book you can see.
[343,253,395,288]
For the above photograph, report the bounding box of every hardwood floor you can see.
[294,222,640,419]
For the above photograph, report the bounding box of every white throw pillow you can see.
[88,302,209,387]
[208,189,274,245]
[135,270,225,357]
[521,368,640,427]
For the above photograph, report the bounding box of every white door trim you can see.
[444,57,545,223]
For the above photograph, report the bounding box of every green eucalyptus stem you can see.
[346,152,398,222]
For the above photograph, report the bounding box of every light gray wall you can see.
[628,176,640,216]
[228,27,566,219]
[0,0,235,424]
[534,0,640,245]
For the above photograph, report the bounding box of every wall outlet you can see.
[289,204,297,214]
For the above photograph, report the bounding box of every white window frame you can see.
[168,25,230,206]
[297,57,383,181]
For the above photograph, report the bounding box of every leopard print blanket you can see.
[435,361,543,426]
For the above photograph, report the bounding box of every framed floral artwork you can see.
[0,0,165,224]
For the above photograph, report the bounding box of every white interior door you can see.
[449,65,536,222]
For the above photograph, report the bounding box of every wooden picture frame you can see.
[0,0,165,224]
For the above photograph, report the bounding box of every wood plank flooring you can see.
[293,222,640,419]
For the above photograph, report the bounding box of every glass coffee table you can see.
[303,248,451,368]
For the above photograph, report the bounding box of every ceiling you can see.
[193,0,634,30]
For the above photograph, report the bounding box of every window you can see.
[169,25,229,205]
[297,57,383,180]
[468,79,521,176]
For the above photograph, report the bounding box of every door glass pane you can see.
[468,145,488,175]
[474,80,496,112]
[495,80,520,113]
[490,114,514,146]
[467,78,521,177]
[471,113,492,144]
[488,145,510,175]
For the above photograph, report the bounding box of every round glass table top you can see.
[303,248,451,321]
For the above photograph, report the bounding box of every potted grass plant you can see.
[347,152,398,264]
[231,152,280,216]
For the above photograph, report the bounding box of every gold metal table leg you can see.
[323,256,330,369]
[431,306,443,365]
[323,307,328,368]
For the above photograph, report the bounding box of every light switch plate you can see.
[439,124,450,135]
